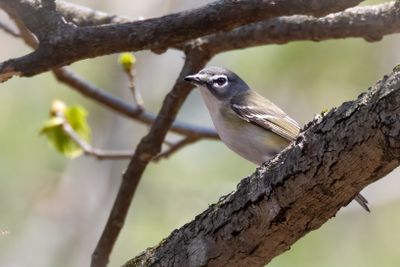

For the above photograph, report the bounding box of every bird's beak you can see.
[184,74,203,85]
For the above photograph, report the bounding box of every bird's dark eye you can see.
[214,77,227,86]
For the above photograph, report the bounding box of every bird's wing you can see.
[230,91,300,141]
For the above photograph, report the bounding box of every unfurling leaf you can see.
[64,106,91,143]
[118,52,136,72]
[40,122,83,158]
[40,101,91,158]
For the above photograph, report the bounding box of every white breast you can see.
[198,87,289,165]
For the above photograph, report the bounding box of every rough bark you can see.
[199,2,400,53]
[124,67,400,267]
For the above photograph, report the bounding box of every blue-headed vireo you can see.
[184,66,369,212]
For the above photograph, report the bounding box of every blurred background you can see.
[0,0,399,266]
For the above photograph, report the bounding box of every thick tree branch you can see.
[188,2,400,53]
[123,67,400,267]
[38,0,400,54]
[49,0,400,55]
[91,51,211,267]
[0,0,363,80]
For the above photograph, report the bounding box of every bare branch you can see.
[0,0,363,80]
[126,69,144,109]
[123,67,400,267]
[192,2,400,54]
[61,120,133,160]
[153,137,199,162]
[48,0,400,56]
[91,51,211,267]
[55,70,199,162]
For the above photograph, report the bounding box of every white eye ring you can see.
[213,76,227,87]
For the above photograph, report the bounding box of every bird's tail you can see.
[354,193,370,212]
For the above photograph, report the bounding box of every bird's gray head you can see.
[184,66,250,100]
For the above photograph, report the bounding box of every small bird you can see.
[184,66,369,212]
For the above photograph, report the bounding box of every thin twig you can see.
[126,70,144,109]
[62,113,190,161]
[153,137,199,162]
[61,121,133,160]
